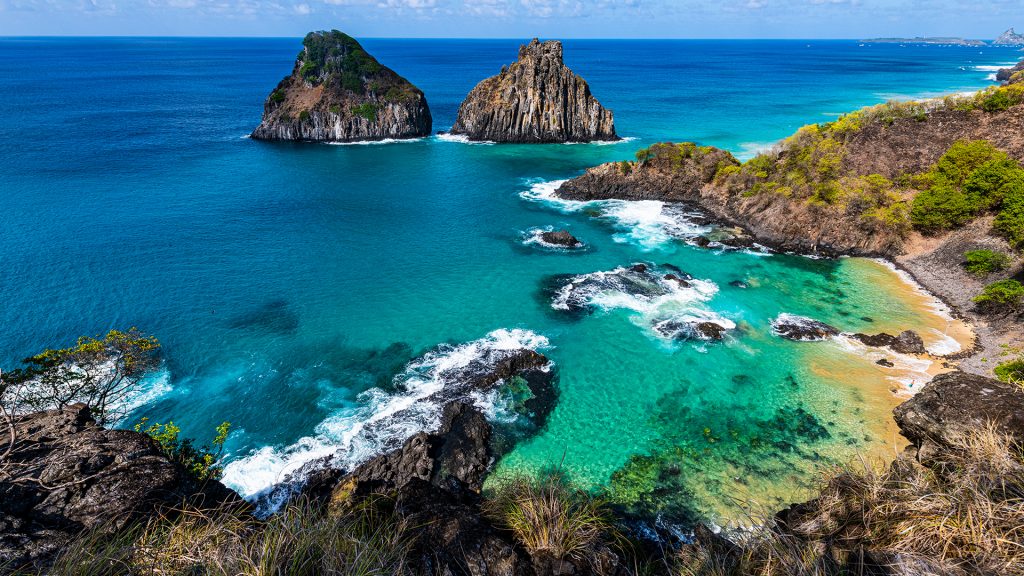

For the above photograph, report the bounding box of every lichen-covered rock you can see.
[251,30,431,142]
[0,404,240,568]
[450,39,617,143]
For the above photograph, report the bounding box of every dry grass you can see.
[483,472,619,567]
[25,496,411,576]
[676,424,1024,576]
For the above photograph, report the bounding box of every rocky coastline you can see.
[449,39,617,143]
[251,30,431,142]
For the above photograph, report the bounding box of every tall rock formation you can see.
[251,30,431,142]
[994,27,1024,45]
[449,39,617,143]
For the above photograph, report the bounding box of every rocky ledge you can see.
[251,30,431,142]
[449,39,617,143]
[0,404,240,568]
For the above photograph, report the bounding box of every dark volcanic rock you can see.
[894,371,1024,460]
[655,320,730,341]
[0,404,240,568]
[540,229,583,248]
[349,402,491,495]
[852,330,926,355]
[252,30,431,142]
[450,39,617,143]
[876,358,895,367]
[770,314,840,341]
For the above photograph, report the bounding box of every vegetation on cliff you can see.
[251,30,431,142]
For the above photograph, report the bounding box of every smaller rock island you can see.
[449,39,617,143]
[251,30,431,142]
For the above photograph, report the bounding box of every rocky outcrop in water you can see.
[0,404,240,569]
[998,59,1024,84]
[450,39,617,143]
[995,28,1024,46]
[770,314,840,341]
[540,229,583,248]
[852,330,927,355]
[251,30,431,142]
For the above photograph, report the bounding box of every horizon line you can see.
[0,34,1013,42]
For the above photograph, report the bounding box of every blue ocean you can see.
[0,37,1015,522]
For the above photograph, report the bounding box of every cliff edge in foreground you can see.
[449,39,617,143]
[251,30,431,142]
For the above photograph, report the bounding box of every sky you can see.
[0,0,1019,38]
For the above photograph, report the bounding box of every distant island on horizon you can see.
[862,27,1024,46]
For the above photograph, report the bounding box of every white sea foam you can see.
[220,328,549,511]
[520,179,712,251]
[551,265,733,342]
[735,140,777,161]
[433,133,496,145]
[324,137,424,146]
[973,64,1016,72]
[522,226,584,250]
[832,336,934,395]
[925,328,962,356]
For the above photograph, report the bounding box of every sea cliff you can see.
[449,39,617,143]
[251,30,431,142]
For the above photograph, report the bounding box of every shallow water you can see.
[0,37,999,523]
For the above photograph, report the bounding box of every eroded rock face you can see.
[894,371,1024,460]
[0,404,239,568]
[450,39,617,143]
[251,30,431,142]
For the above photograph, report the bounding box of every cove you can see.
[0,37,1004,526]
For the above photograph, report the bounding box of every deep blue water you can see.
[0,37,1015,520]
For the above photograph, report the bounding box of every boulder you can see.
[852,330,926,355]
[450,39,617,143]
[893,371,1024,460]
[252,30,431,142]
[0,404,240,568]
[540,230,583,248]
[771,314,840,341]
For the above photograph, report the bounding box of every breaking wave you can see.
[549,264,734,342]
[221,328,550,512]
[520,179,712,250]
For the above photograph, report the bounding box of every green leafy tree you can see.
[1,328,160,424]
[135,418,231,481]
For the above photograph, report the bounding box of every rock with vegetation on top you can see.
[0,404,240,569]
[998,59,1024,84]
[251,30,431,142]
[450,39,617,143]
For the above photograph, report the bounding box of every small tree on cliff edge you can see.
[0,328,160,425]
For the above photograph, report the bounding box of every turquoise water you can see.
[0,38,1010,523]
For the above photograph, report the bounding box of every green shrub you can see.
[298,109,310,122]
[994,180,1024,248]
[350,103,379,121]
[995,358,1024,384]
[910,182,978,233]
[134,418,231,481]
[484,472,617,564]
[964,249,1012,276]
[617,161,631,175]
[269,89,286,104]
[910,141,1024,234]
[973,279,1024,313]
